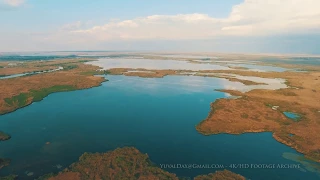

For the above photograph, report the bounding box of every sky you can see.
[0,0,320,54]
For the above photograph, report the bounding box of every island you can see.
[1,54,319,178]
[0,131,10,141]
[0,131,13,178]
[0,158,10,170]
[37,147,245,180]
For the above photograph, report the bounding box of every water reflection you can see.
[87,58,230,71]
[105,75,286,94]
[282,152,320,176]
[227,64,288,72]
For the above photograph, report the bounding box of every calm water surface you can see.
[0,75,319,180]
[283,112,301,122]
[87,58,231,71]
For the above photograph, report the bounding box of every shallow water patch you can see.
[283,112,301,121]
[87,58,231,71]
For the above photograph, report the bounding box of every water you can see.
[0,73,29,79]
[227,64,288,72]
[194,73,287,92]
[283,112,301,121]
[88,57,290,72]
[0,75,319,180]
[191,59,259,65]
[0,67,63,80]
[147,54,220,59]
[87,58,231,71]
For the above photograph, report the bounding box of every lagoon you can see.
[284,112,301,121]
[87,58,231,71]
[0,75,319,180]
[227,63,288,72]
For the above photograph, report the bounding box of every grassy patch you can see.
[306,150,320,162]
[78,60,91,63]
[35,62,75,67]
[4,93,29,107]
[265,103,273,107]
[116,156,125,163]
[0,158,11,169]
[284,80,291,86]
[0,131,11,141]
[30,85,76,102]
[62,64,78,70]
[81,70,110,76]
[4,85,76,109]
[276,90,297,96]
[241,113,249,118]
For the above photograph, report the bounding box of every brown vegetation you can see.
[0,60,106,115]
[196,70,320,162]
[194,170,245,180]
[44,147,179,180]
[0,131,10,141]
[39,147,245,180]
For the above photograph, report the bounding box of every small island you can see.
[37,147,245,180]
[0,131,11,141]
[0,158,10,170]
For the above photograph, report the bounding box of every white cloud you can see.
[67,0,320,40]
[1,0,320,52]
[60,21,83,31]
[1,0,25,6]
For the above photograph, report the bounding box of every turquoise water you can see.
[0,75,319,180]
[284,112,301,121]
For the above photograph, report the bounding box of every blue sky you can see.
[1,0,320,54]
[1,0,241,31]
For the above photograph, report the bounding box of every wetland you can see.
[0,53,320,180]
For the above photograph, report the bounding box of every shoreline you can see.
[35,147,246,180]
[1,56,319,178]
[0,60,107,115]
[195,70,320,162]
[0,82,106,116]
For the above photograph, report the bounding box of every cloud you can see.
[60,21,83,31]
[1,0,25,7]
[68,0,320,40]
[1,0,320,53]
